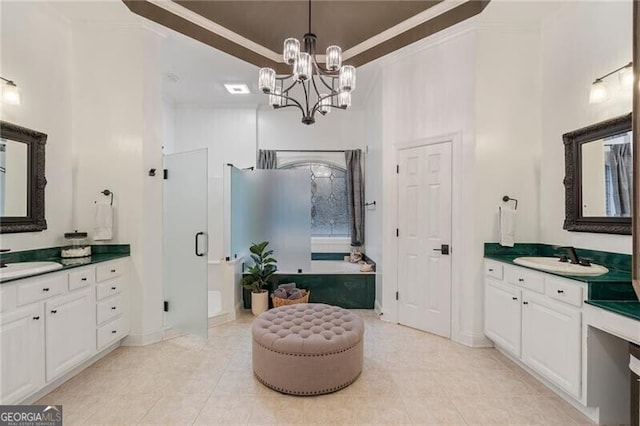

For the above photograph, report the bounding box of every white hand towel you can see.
[94,201,113,241]
[499,206,516,247]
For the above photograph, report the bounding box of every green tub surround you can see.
[485,242,639,321]
[243,254,376,310]
[0,245,130,284]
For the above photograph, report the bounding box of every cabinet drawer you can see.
[545,278,583,307]
[96,279,123,301]
[96,295,123,325]
[505,266,544,293]
[68,268,95,291]
[96,317,125,350]
[96,262,122,283]
[17,275,67,306]
[485,261,504,280]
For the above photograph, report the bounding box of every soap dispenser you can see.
[61,231,91,258]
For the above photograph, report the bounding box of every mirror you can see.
[563,113,632,234]
[0,121,47,233]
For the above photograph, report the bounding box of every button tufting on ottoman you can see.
[251,303,364,395]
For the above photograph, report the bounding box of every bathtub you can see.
[243,259,375,310]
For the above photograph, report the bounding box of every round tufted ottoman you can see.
[251,303,364,396]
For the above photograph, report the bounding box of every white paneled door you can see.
[397,142,452,337]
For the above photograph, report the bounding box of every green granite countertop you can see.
[484,243,631,284]
[585,300,640,322]
[0,245,130,284]
[485,243,639,321]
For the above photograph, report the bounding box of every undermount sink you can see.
[513,257,608,276]
[0,261,63,281]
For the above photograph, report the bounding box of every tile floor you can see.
[37,310,595,425]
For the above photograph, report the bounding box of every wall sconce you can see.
[1,77,21,105]
[589,62,632,104]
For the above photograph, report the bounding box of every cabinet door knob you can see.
[50,310,57,314]
[488,268,494,272]
[512,297,518,301]
[522,301,529,305]
[33,316,40,320]
[111,306,117,310]
[111,330,117,334]
[111,286,117,290]
[557,289,564,294]
[518,278,524,282]
[110,269,116,273]
[42,287,50,292]
[81,277,87,281]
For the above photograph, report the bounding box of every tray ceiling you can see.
[123,0,490,72]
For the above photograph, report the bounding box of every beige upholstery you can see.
[251,303,364,395]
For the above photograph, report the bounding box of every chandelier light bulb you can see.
[2,81,21,105]
[294,53,312,81]
[589,79,608,104]
[338,91,351,108]
[283,38,300,65]
[258,68,276,93]
[339,65,356,92]
[319,94,332,114]
[269,86,284,107]
[326,46,342,71]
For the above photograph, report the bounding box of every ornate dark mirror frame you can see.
[0,121,47,233]
[563,113,632,235]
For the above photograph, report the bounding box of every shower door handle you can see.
[195,232,207,257]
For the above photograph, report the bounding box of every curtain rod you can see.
[274,149,346,153]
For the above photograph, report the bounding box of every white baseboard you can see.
[121,329,164,346]
[454,331,494,348]
[374,299,383,315]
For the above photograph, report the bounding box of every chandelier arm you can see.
[280,78,299,94]
[274,91,305,111]
[310,53,338,77]
[317,74,337,94]
[310,92,334,116]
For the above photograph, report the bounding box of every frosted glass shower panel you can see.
[230,167,260,260]
[229,168,310,273]
[262,169,311,273]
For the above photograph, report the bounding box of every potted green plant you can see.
[241,241,277,315]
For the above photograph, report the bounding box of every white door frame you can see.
[392,132,462,341]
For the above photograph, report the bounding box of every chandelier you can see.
[257,0,356,125]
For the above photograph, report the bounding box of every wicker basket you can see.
[272,290,310,308]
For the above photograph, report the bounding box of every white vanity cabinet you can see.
[95,261,128,350]
[0,303,45,403]
[0,258,129,404]
[45,288,95,381]
[521,290,582,398]
[484,259,585,399]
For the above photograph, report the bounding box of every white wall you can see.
[71,23,165,345]
[539,1,632,254]
[362,67,384,310]
[171,106,257,260]
[378,22,480,344]
[0,1,73,250]
[257,108,365,152]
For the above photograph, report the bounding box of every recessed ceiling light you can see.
[224,83,250,95]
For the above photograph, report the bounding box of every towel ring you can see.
[502,195,518,210]
[100,189,113,206]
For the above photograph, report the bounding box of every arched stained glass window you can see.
[280,161,350,237]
